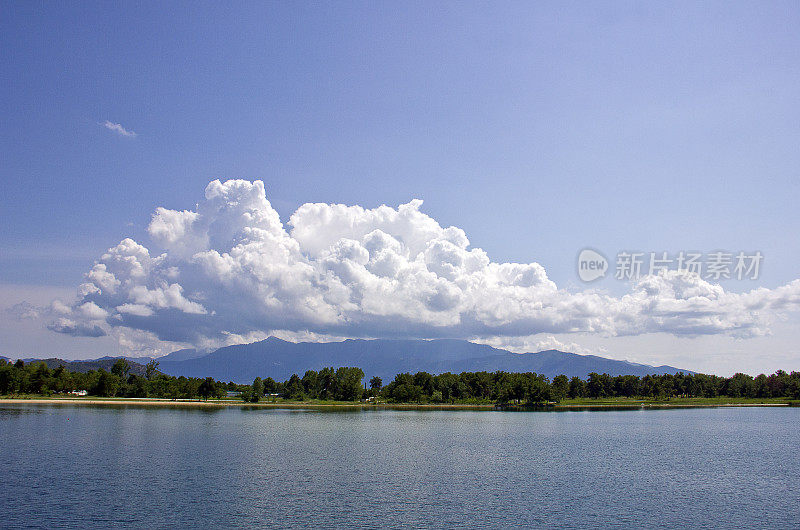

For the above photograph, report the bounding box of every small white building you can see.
[70,390,88,396]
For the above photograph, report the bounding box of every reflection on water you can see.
[1,404,799,528]
[0,406,42,416]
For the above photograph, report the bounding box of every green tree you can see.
[524,373,551,404]
[464,372,493,400]
[726,373,755,398]
[285,374,304,400]
[52,365,74,393]
[387,373,422,403]
[789,372,800,399]
[587,373,612,398]
[335,367,365,401]
[30,362,51,394]
[251,377,264,403]
[145,360,159,380]
[436,373,460,402]
[180,376,200,399]
[166,378,181,400]
[413,372,435,397]
[369,376,382,391]
[767,370,789,397]
[263,377,277,394]
[0,364,15,394]
[301,371,318,399]
[198,377,217,401]
[93,369,119,397]
[551,375,569,402]
[568,376,587,398]
[128,375,148,398]
[111,359,131,379]
[316,367,335,400]
[614,375,640,397]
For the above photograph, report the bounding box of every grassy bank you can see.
[555,396,797,407]
[0,395,494,410]
[1,395,798,410]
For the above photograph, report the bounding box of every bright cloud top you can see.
[49,180,800,349]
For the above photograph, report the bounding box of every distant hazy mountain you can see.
[61,349,204,367]
[155,348,204,362]
[156,337,693,383]
[16,357,150,376]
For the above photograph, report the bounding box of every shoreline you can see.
[0,398,495,410]
[0,397,795,411]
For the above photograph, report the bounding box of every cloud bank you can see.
[46,179,800,351]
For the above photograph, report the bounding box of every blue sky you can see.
[1,1,799,374]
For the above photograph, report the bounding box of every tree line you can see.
[0,358,230,400]
[0,359,366,402]
[378,370,800,404]
[2,357,799,404]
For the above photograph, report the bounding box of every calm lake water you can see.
[1,405,798,529]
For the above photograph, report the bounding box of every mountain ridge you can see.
[152,337,694,383]
[9,357,151,376]
[5,338,695,383]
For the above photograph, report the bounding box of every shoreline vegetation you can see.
[0,396,797,410]
[2,357,799,410]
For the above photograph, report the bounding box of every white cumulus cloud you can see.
[47,318,106,338]
[47,179,800,351]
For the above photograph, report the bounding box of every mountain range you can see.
[5,338,694,383]
[152,338,692,383]
[6,357,151,376]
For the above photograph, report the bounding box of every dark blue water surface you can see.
[1,405,798,529]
